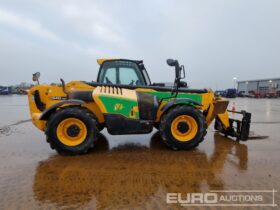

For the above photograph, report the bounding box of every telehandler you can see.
[28,59,251,155]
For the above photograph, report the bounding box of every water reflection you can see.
[33,132,248,209]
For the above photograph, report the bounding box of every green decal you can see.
[141,91,202,104]
[99,96,139,119]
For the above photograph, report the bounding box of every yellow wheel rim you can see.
[171,115,198,142]
[56,118,87,146]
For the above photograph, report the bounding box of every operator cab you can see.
[93,58,204,93]
[97,59,151,86]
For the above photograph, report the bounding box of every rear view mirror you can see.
[166,59,178,67]
[180,65,186,79]
[32,72,40,84]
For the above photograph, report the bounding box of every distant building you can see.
[0,86,12,95]
[237,78,280,97]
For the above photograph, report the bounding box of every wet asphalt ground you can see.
[0,95,279,209]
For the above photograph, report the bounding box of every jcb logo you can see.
[114,103,123,111]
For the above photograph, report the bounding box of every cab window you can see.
[102,67,116,84]
[119,67,144,85]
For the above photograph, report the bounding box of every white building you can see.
[237,78,280,96]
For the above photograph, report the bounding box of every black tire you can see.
[159,105,206,150]
[97,123,105,131]
[154,122,159,130]
[88,112,104,131]
[46,107,98,155]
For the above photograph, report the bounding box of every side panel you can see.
[147,91,203,104]
[93,86,139,119]
[92,86,154,134]
[135,88,204,121]
[99,96,139,119]
[137,92,158,120]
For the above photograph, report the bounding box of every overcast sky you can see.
[0,0,279,89]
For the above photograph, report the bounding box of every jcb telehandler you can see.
[28,59,251,155]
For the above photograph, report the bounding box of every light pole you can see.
[246,81,249,94]
[269,80,273,97]
[269,79,273,89]
[269,80,273,90]
[233,77,237,89]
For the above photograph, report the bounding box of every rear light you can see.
[34,90,46,111]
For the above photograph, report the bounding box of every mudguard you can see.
[161,98,201,112]
[40,99,84,120]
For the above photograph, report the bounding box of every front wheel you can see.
[46,107,98,155]
[159,105,206,150]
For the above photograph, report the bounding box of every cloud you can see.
[0,0,279,88]
[58,3,128,48]
[0,7,59,42]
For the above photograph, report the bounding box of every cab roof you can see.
[97,58,143,65]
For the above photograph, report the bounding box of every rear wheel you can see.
[159,105,206,150]
[46,107,98,155]
[154,122,159,130]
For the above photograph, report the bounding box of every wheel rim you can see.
[171,115,198,142]
[56,118,87,146]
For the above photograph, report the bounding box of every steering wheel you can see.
[136,80,142,86]
[105,77,112,84]
[128,80,135,86]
